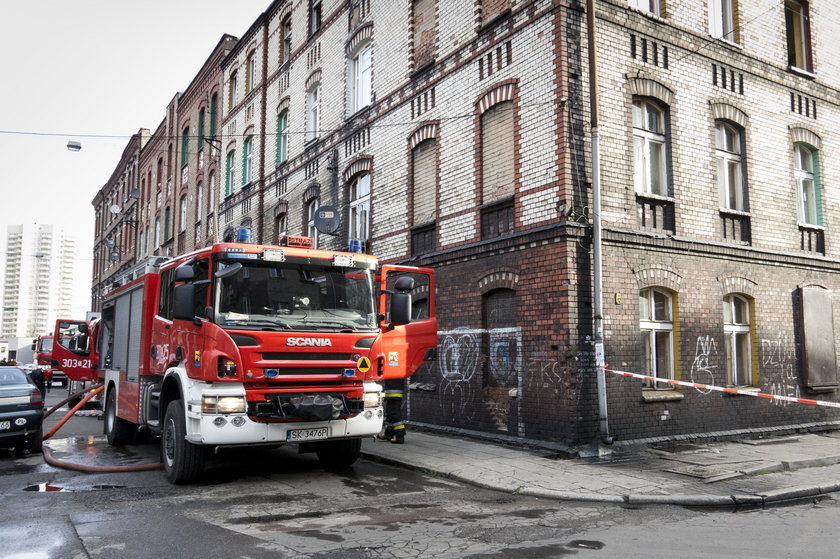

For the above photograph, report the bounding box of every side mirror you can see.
[173,284,196,321]
[175,264,195,282]
[390,277,415,326]
[79,323,89,334]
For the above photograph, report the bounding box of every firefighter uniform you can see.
[377,378,406,443]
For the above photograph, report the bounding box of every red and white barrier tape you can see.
[604,367,840,409]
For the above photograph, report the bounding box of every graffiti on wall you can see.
[761,332,800,406]
[690,335,718,394]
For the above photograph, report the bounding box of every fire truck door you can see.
[51,320,96,382]
[378,266,438,379]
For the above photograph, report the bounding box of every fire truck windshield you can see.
[214,261,378,332]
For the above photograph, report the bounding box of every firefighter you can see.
[29,367,46,400]
[377,378,406,444]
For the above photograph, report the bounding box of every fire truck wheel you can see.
[316,438,362,469]
[105,389,136,446]
[163,400,206,484]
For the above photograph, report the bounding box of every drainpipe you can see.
[586,0,612,445]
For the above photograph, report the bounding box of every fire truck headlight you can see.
[217,396,247,414]
[363,392,382,408]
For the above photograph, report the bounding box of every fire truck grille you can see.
[262,353,352,360]
[265,367,350,375]
[250,394,364,420]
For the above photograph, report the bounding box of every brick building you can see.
[89,0,840,448]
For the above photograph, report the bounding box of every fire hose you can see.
[40,383,163,472]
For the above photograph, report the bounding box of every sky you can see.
[0,0,268,317]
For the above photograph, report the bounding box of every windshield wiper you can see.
[296,320,364,332]
[222,319,291,330]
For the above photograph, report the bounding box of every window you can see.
[412,138,437,226]
[310,0,322,36]
[709,0,737,43]
[209,171,216,211]
[280,17,292,65]
[629,0,662,17]
[482,289,518,388]
[181,126,189,168]
[228,71,238,110]
[306,85,321,141]
[785,0,812,72]
[307,198,320,247]
[351,43,372,113]
[225,150,235,196]
[716,122,744,211]
[243,136,253,185]
[276,212,287,243]
[246,51,257,94]
[179,196,187,233]
[481,101,515,204]
[276,110,289,164]
[210,94,218,138]
[197,109,205,152]
[639,287,675,389]
[196,182,204,219]
[412,0,436,68]
[164,206,171,241]
[349,173,370,243]
[633,99,668,196]
[794,144,821,226]
[723,294,752,386]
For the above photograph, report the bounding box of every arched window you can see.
[639,287,675,389]
[154,217,161,248]
[633,98,668,196]
[242,136,253,185]
[225,150,235,196]
[794,144,822,226]
[306,198,320,248]
[196,181,204,220]
[197,108,205,152]
[350,42,372,113]
[306,84,321,141]
[179,196,187,233]
[723,294,753,386]
[181,126,190,168]
[349,173,370,243]
[276,110,289,164]
[228,70,238,110]
[715,122,745,211]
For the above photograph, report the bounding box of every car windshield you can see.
[0,367,29,386]
[214,262,377,332]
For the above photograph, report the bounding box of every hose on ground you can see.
[41,383,163,472]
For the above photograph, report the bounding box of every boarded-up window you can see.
[481,100,515,203]
[482,289,519,388]
[482,0,511,24]
[800,286,838,391]
[412,138,437,225]
[413,0,436,68]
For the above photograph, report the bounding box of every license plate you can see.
[286,427,328,442]
[0,421,9,431]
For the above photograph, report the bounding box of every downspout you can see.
[586,0,612,445]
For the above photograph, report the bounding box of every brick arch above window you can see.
[478,270,519,295]
[303,183,321,204]
[343,156,373,183]
[626,76,674,106]
[305,69,322,91]
[273,200,288,217]
[476,81,517,115]
[346,22,373,55]
[243,125,256,138]
[717,276,757,297]
[409,122,439,149]
[277,97,290,114]
[789,126,822,150]
[709,101,748,128]
[634,266,683,291]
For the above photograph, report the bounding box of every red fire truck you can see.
[51,235,437,483]
[32,334,63,387]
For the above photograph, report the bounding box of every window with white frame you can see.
[640,287,675,389]
[225,150,235,196]
[723,294,752,386]
[307,198,320,247]
[228,71,238,110]
[709,0,737,43]
[306,85,321,141]
[179,196,187,233]
[246,51,256,94]
[154,217,161,248]
[716,122,744,211]
[196,181,204,220]
[351,43,372,113]
[310,0,322,36]
[633,99,668,196]
[243,136,253,185]
[794,144,821,226]
[628,0,662,17]
[208,171,216,211]
[276,110,289,164]
[785,0,812,72]
[349,173,370,243]
[276,212,287,243]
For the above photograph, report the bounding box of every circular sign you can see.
[357,356,371,373]
[314,205,340,234]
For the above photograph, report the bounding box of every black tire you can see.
[67,383,82,408]
[26,431,43,454]
[162,400,206,484]
[316,438,362,469]
[105,388,136,446]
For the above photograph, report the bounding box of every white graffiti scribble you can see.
[761,332,798,405]
[690,336,718,394]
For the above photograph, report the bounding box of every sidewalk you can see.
[361,430,840,506]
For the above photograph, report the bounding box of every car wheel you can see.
[105,388,136,446]
[162,400,206,484]
[316,438,362,469]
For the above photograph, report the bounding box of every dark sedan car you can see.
[0,366,44,454]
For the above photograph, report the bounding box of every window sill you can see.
[635,192,674,203]
[719,208,750,217]
[411,60,436,80]
[627,6,665,23]
[477,8,512,34]
[788,66,816,79]
[798,222,824,231]
[642,389,684,403]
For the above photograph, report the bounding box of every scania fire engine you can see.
[52,234,437,483]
